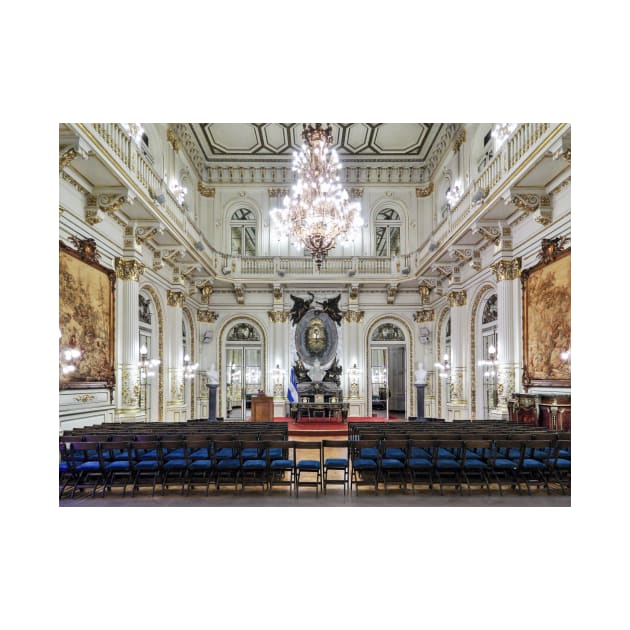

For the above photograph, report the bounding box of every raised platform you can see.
[272,416,390,436]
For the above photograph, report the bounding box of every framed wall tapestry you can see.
[521,238,571,389]
[59,237,115,390]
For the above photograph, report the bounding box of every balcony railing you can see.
[78,122,566,281]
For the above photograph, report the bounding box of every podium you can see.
[250,393,273,422]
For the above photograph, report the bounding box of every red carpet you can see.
[271,416,393,436]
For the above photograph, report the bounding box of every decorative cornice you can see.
[59,147,78,172]
[413,309,435,322]
[61,171,90,196]
[135,223,164,245]
[167,290,185,307]
[167,127,181,153]
[471,222,502,247]
[448,290,467,307]
[234,284,245,305]
[267,310,290,323]
[343,310,365,323]
[268,188,289,198]
[115,257,144,281]
[415,182,433,197]
[198,182,215,197]
[490,258,522,281]
[350,188,364,199]
[197,309,219,323]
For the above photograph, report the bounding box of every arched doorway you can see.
[224,321,264,420]
[369,322,407,420]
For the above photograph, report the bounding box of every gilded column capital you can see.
[447,290,467,307]
[167,290,185,308]
[413,309,435,322]
[490,258,522,282]
[59,147,78,172]
[416,182,433,197]
[198,182,215,197]
[199,283,214,304]
[350,188,364,199]
[197,309,219,323]
[115,257,145,281]
[268,310,290,323]
[342,310,365,323]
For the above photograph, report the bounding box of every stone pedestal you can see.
[415,384,426,420]
[207,384,218,421]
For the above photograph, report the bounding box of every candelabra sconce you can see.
[445,183,462,209]
[478,344,499,411]
[434,353,451,380]
[139,344,160,413]
[59,330,82,377]
[348,363,360,399]
[171,181,188,205]
[183,354,199,380]
[272,364,285,399]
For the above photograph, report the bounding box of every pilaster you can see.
[165,289,186,421]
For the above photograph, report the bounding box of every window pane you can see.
[375,226,387,256]
[390,227,400,256]
[232,208,254,221]
[231,227,242,255]
[244,227,256,256]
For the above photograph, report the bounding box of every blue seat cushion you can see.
[263,448,284,459]
[188,459,212,470]
[105,461,131,471]
[165,448,185,460]
[384,448,406,459]
[359,447,379,459]
[553,458,571,469]
[352,458,377,470]
[297,460,320,471]
[135,460,159,471]
[410,447,430,458]
[270,459,294,470]
[465,449,482,459]
[59,462,69,473]
[463,459,487,469]
[190,448,209,459]
[216,458,240,470]
[436,448,457,458]
[215,448,237,459]
[325,458,348,468]
[521,458,546,470]
[493,458,517,469]
[163,458,187,469]
[408,457,432,469]
[242,459,266,470]
[76,461,101,472]
[436,458,460,469]
[533,448,553,459]
[381,458,405,469]
[241,448,261,460]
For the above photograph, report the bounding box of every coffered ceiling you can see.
[186,123,444,162]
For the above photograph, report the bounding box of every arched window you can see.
[230,208,256,256]
[374,208,400,257]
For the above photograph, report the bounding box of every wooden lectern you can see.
[250,392,273,422]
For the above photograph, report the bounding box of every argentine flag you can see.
[287,367,298,403]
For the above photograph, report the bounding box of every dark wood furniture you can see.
[508,393,570,431]
[290,401,348,423]
[250,393,273,422]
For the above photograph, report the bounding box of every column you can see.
[447,289,469,421]
[114,257,145,422]
[165,289,186,422]
[414,306,435,418]
[490,258,522,418]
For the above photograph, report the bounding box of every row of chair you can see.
[60,435,570,499]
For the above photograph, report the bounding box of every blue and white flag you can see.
[287,367,298,403]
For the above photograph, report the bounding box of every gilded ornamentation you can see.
[153,252,164,271]
[268,310,290,323]
[387,284,398,305]
[135,224,164,245]
[350,188,364,199]
[349,285,359,301]
[234,285,244,304]
[85,208,102,226]
[268,188,289,198]
[453,128,466,152]
[115,258,144,281]
[448,290,466,307]
[273,287,282,301]
[342,310,365,323]
[197,182,215,197]
[166,127,181,152]
[59,147,78,172]
[469,283,495,413]
[197,309,219,323]
[413,309,434,322]
[97,194,126,215]
[490,258,522,282]
[415,182,434,197]
[199,283,214,304]
[418,284,432,304]
[61,171,90,196]
[73,394,95,403]
[471,223,501,246]
[68,236,101,263]
[167,290,185,308]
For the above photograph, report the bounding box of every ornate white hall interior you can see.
[58,122,571,506]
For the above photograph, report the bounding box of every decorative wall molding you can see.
[167,290,185,308]
[115,258,145,281]
[448,290,467,307]
[490,258,522,282]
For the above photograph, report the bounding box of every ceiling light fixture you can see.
[270,124,363,269]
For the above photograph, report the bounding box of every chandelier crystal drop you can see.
[270,123,363,269]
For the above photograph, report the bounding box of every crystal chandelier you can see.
[270,123,363,269]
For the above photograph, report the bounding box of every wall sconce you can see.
[183,354,199,380]
[434,353,451,379]
[446,183,462,209]
[478,344,498,378]
[272,364,285,399]
[171,181,188,205]
[348,363,360,399]
[139,344,160,412]
[59,330,82,376]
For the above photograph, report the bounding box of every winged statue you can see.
[315,294,343,325]
[289,291,315,326]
